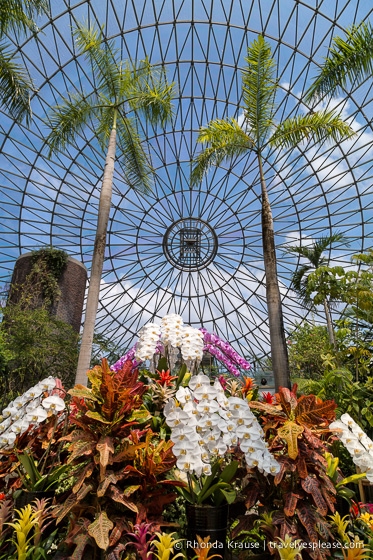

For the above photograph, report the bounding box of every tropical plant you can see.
[52,358,182,558]
[16,450,70,492]
[0,0,48,124]
[0,305,78,398]
[191,35,355,390]
[306,21,373,102]
[285,233,347,347]
[0,499,57,560]
[45,23,175,385]
[232,386,356,557]
[288,322,331,379]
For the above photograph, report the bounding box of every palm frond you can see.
[286,232,348,307]
[306,22,373,102]
[116,115,153,193]
[0,40,32,124]
[122,59,175,127]
[242,34,277,145]
[190,118,255,186]
[45,92,96,157]
[291,266,314,307]
[270,109,355,149]
[285,233,347,267]
[73,23,119,100]
[0,0,48,36]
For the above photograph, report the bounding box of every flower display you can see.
[200,328,251,377]
[0,377,64,449]
[112,314,251,376]
[329,413,373,482]
[164,373,280,476]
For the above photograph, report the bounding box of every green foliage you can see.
[0,306,78,400]
[0,247,77,398]
[177,459,239,506]
[0,498,57,560]
[46,23,175,194]
[0,0,49,124]
[16,450,70,492]
[288,322,331,379]
[285,232,347,307]
[306,21,373,102]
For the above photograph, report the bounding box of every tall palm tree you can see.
[306,21,373,102]
[46,24,175,385]
[285,233,347,348]
[0,0,48,124]
[191,35,354,391]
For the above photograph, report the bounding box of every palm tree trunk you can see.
[258,153,291,390]
[75,125,117,385]
[323,298,336,349]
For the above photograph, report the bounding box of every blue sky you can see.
[1,0,372,360]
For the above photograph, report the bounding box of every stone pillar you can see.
[8,253,87,333]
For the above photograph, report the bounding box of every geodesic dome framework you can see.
[1,0,373,363]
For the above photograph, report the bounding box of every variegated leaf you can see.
[73,463,94,494]
[297,505,319,544]
[96,436,114,480]
[295,395,337,426]
[97,473,120,497]
[108,484,138,513]
[88,511,114,550]
[301,476,328,516]
[85,411,111,424]
[53,484,93,524]
[296,456,308,479]
[68,386,99,401]
[284,492,299,517]
[278,421,304,459]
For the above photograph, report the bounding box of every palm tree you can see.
[0,0,48,124]
[46,24,174,385]
[306,21,373,102]
[191,35,355,390]
[285,233,347,348]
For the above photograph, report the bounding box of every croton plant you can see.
[0,316,371,560]
[232,385,365,559]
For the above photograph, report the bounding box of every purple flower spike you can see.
[111,344,138,371]
[200,328,251,373]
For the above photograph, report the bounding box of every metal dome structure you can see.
[1,0,373,363]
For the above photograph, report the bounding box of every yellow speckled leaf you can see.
[88,511,114,550]
[278,421,304,459]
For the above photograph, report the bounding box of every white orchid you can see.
[330,414,373,476]
[39,377,57,391]
[175,386,193,404]
[164,372,280,478]
[41,395,65,412]
[11,418,30,434]
[26,406,48,424]
[0,431,16,448]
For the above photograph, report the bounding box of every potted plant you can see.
[163,372,280,557]
[14,450,70,508]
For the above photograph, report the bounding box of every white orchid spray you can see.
[0,377,65,449]
[329,413,373,482]
[164,373,280,481]
[112,313,250,376]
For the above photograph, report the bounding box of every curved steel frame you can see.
[0,0,372,363]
